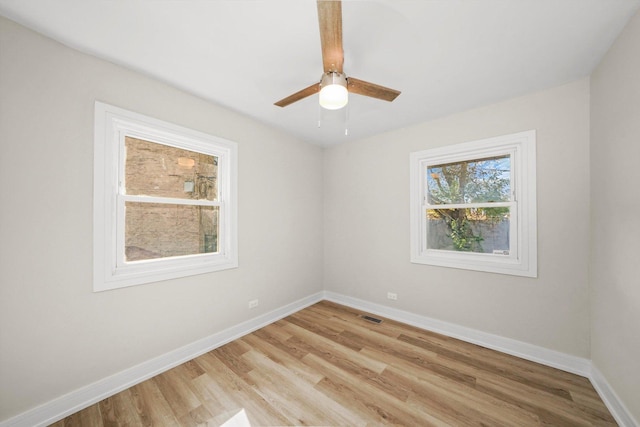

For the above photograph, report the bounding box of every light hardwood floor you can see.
[51,301,616,426]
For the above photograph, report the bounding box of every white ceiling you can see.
[1,0,639,146]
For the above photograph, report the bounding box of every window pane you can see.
[125,136,218,201]
[426,207,510,254]
[427,155,510,204]
[125,202,219,262]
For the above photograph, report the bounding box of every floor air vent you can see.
[361,315,383,324]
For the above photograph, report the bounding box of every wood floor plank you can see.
[476,371,617,426]
[98,388,143,426]
[252,325,309,360]
[282,330,414,403]
[360,344,541,427]
[386,362,542,426]
[257,321,293,342]
[53,403,104,427]
[244,349,367,426]
[304,352,445,426]
[240,332,324,385]
[399,333,576,401]
[151,366,201,420]
[51,301,616,426]
[193,351,292,425]
[176,404,213,427]
[129,379,179,427]
[398,322,595,394]
[281,318,389,374]
[346,328,477,388]
[210,341,254,380]
[570,387,618,420]
[308,302,404,339]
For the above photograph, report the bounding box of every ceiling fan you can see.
[274,0,401,110]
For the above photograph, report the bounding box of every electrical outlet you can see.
[387,292,398,301]
[248,299,259,309]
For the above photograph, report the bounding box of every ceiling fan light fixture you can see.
[319,72,348,110]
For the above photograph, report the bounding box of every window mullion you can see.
[425,201,513,210]
[121,194,220,207]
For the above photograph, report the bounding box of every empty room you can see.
[1,0,639,426]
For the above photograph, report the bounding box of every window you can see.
[410,130,536,277]
[94,102,238,291]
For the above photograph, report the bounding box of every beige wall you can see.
[324,79,591,358]
[590,10,640,423]
[0,16,324,420]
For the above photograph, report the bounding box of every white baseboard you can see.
[3,290,636,427]
[590,365,639,427]
[323,291,592,376]
[0,292,324,427]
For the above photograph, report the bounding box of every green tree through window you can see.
[426,155,511,253]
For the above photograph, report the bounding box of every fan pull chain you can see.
[344,102,349,136]
[316,102,350,135]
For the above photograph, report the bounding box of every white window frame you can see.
[93,102,238,292]
[410,130,537,277]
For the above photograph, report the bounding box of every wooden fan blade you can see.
[274,82,320,107]
[317,0,344,73]
[347,77,401,102]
